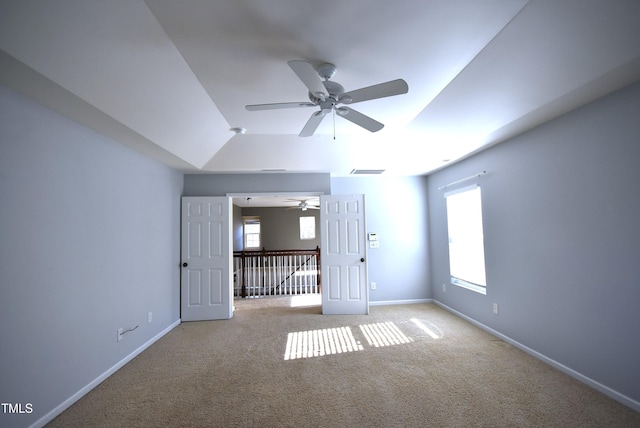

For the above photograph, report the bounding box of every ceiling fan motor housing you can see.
[308,80,345,106]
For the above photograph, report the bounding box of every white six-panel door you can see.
[181,197,233,321]
[320,194,368,315]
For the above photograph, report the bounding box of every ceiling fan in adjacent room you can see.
[285,199,320,211]
[246,60,408,137]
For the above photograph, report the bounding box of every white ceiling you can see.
[1,0,639,177]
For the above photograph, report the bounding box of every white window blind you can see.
[445,185,487,294]
[299,216,316,240]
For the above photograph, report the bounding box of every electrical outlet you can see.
[147,312,152,323]
[442,283,446,292]
[117,328,123,342]
[493,303,499,315]
[371,282,376,290]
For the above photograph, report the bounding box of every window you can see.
[243,216,261,249]
[299,216,316,240]
[445,185,487,294]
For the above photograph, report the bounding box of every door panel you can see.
[348,265,362,300]
[321,194,368,315]
[209,268,223,304]
[209,220,222,256]
[327,265,342,300]
[188,271,202,305]
[181,197,233,321]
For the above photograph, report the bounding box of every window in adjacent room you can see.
[445,185,487,294]
[299,216,316,240]
[243,216,261,249]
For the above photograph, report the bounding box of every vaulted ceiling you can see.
[1,0,639,177]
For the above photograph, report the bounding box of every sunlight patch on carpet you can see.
[290,294,321,307]
[410,318,441,339]
[359,322,414,347]
[284,327,363,360]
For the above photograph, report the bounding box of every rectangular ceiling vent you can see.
[350,169,385,175]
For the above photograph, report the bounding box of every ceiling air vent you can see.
[350,169,385,175]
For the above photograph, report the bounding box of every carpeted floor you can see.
[48,296,640,427]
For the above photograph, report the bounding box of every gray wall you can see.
[428,81,640,406]
[240,207,321,250]
[0,85,183,428]
[331,176,431,303]
[232,204,244,251]
[183,172,331,196]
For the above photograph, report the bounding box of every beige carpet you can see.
[48,297,640,427]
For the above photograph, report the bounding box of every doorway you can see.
[180,193,368,320]
[230,192,322,301]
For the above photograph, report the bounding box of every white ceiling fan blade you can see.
[340,79,408,104]
[288,60,329,101]
[246,102,316,111]
[337,107,384,132]
[299,110,327,137]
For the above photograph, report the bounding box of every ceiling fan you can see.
[246,60,408,137]
[285,199,320,211]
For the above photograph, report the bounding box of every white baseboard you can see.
[433,300,640,413]
[31,319,181,428]
[370,298,433,306]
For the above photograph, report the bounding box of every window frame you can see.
[243,216,261,249]
[444,184,487,295]
[299,215,316,240]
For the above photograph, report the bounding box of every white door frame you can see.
[227,192,324,207]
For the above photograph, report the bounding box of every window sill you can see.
[451,277,487,295]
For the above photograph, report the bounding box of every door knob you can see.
[182,262,188,267]
[360,258,365,262]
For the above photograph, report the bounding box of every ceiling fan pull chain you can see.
[333,108,336,140]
